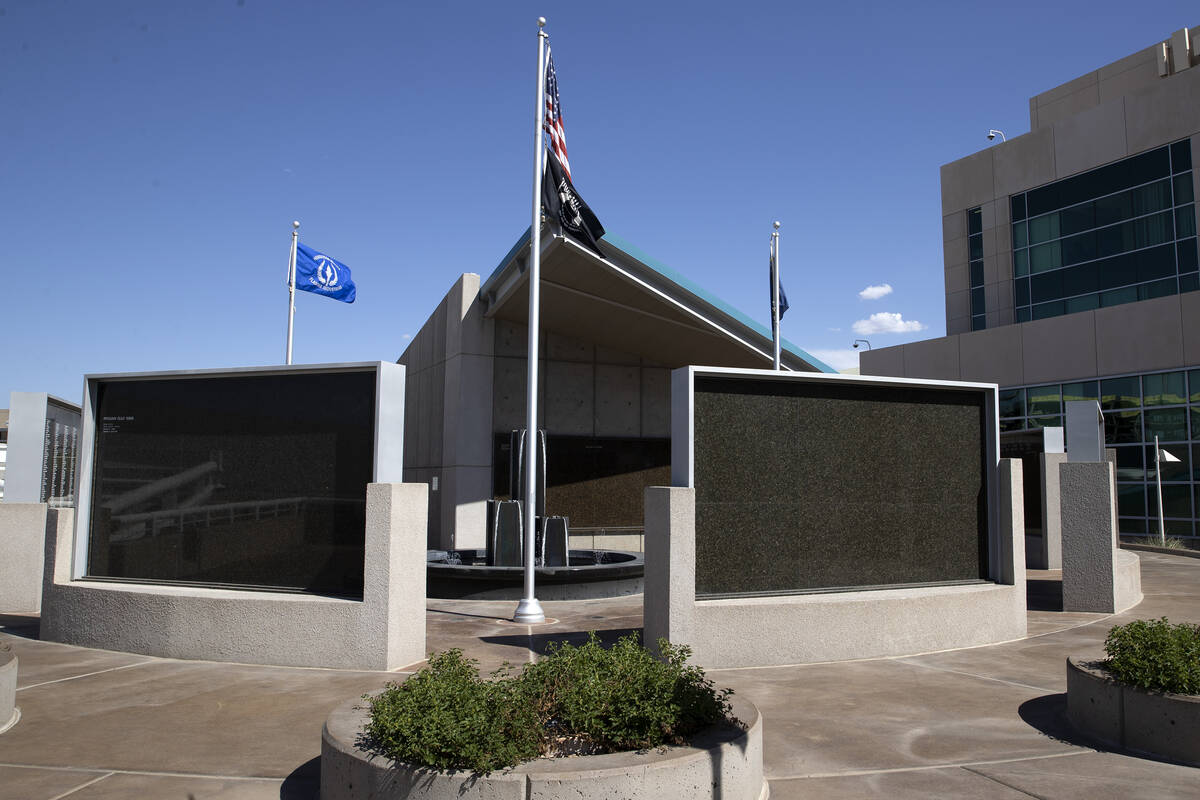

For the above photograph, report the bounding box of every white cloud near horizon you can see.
[859,283,893,300]
[851,312,926,335]
[808,348,859,371]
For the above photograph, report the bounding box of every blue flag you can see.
[295,243,356,303]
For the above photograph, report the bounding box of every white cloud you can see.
[827,326,842,333]
[401,333,413,341]
[808,348,859,371]
[852,312,926,335]
[859,283,893,300]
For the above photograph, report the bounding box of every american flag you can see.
[543,47,571,181]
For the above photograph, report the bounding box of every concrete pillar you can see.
[1060,461,1142,613]
[642,486,695,652]
[0,503,48,612]
[1040,452,1067,570]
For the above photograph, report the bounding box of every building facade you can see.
[862,25,1200,543]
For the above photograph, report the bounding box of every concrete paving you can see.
[0,551,1196,799]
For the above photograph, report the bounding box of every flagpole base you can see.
[513,597,546,624]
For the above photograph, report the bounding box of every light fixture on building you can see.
[852,339,872,350]
[987,129,1006,142]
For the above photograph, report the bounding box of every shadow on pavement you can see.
[1027,579,1064,612]
[0,613,40,639]
[280,755,320,799]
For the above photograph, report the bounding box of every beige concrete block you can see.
[982,227,998,258]
[447,354,494,466]
[491,356,526,433]
[447,466,492,550]
[1035,75,1102,129]
[0,503,48,612]
[1184,285,1200,367]
[944,236,968,271]
[980,201,997,231]
[1098,43,1160,81]
[546,331,593,363]
[902,336,961,380]
[945,263,969,295]
[940,149,995,215]
[1020,312,1098,385]
[947,317,970,336]
[947,288,969,320]
[595,364,640,436]
[984,282,1007,311]
[1036,70,1100,106]
[994,126,1056,199]
[995,194,1010,228]
[1029,97,1039,130]
[997,306,1014,326]
[545,360,594,435]
[985,311,1000,329]
[1098,46,1164,103]
[942,211,966,243]
[857,344,905,378]
[1125,67,1200,154]
[959,326,1023,387]
[427,362,445,468]
[1053,98,1129,178]
[431,300,447,364]
[1095,294,1186,375]
[641,367,671,438]
[494,319,530,358]
[984,253,1009,286]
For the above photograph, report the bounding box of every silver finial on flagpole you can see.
[293,220,300,229]
[537,17,545,27]
[773,220,781,230]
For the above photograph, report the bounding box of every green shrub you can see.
[362,633,735,773]
[1103,618,1200,695]
[362,649,543,773]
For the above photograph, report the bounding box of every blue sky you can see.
[2,1,1196,403]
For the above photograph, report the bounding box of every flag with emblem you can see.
[295,243,356,303]
[540,46,605,256]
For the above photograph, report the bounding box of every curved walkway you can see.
[0,551,1196,799]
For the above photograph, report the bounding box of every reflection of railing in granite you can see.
[108,496,361,542]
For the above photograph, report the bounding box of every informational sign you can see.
[5,393,82,506]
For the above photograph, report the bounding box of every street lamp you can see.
[1154,435,1181,546]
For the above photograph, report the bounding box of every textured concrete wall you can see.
[643,462,1026,668]
[40,483,428,670]
[1040,452,1067,570]
[1060,461,1143,613]
[0,503,48,612]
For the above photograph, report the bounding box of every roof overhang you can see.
[478,229,835,372]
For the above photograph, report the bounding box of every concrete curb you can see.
[0,646,16,734]
[1121,543,1200,560]
[320,695,766,800]
[1066,656,1200,767]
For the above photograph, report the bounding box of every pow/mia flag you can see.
[541,149,606,258]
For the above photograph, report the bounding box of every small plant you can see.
[362,633,735,773]
[1103,618,1200,695]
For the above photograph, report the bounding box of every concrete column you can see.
[642,486,695,652]
[998,458,1027,590]
[1060,461,1142,613]
[0,503,48,612]
[1040,452,1067,570]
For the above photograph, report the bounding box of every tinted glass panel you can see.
[1137,244,1177,282]
[970,261,984,286]
[1060,202,1095,236]
[1065,294,1100,314]
[1138,277,1177,301]
[969,235,983,261]
[1032,300,1064,319]
[1061,263,1099,297]
[970,287,985,314]
[1030,242,1061,272]
[1100,285,1138,307]
[1062,381,1099,402]
[1115,446,1144,481]
[1104,410,1141,444]
[1101,377,1141,409]
[1014,276,1030,306]
[1133,180,1173,215]
[1012,194,1027,222]
[971,314,986,331]
[86,371,376,596]
[1190,370,1200,403]
[1144,407,1188,441]
[1014,248,1029,276]
[1179,273,1199,292]
[1118,483,1146,516]
[1174,173,1194,205]
[1030,271,1062,304]
[1177,205,1197,238]
[1029,415,1063,429]
[1028,214,1060,244]
[1171,139,1192,172]
[1143,372,1186,406]
[1179,239,1199,271]
[1027,385,1061,416]
[1150,484,1192,518]
[1013,221,1028,249]
[998,388,1025,418]
[1146,443,1189,482]
[1119,517,1147,535]
[1016,307,1032,322]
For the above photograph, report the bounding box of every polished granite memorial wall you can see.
[690,375,990,598]
[84,369,376,597]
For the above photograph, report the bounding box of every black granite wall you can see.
[692,376,989,598]
[86,371,376,596]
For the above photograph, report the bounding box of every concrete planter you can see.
[1066,656,1200,766]
[0,645,16,734]
[320,695,766,800]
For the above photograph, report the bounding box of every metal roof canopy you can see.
[478,230,834,373]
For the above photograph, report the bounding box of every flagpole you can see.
[286,220,299,365]
[771,221,781,370]
[514,16,548,625]
[1155,434,1166,546]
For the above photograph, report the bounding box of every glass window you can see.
[1028,213,1060,244]
[1118,483,1146,516]
[1138,278,1178,302]
[968,207,982,235]
[1149,484,1192,518]
[1119,517,1147,535]
[1062,381,1099,402]
[1192,443,1200,480]
[1014,248,1029,277]
[1014,276,1030,307]
[971,314,986,331]
[998,388,1025,418]
[1179,273,1199,292]
[1167,519,1194,537]
[1146,442,1190,481]
[1177,205,1197,238]
[1115,446,1144,481]
[969,235,983,261]
[1174,173,1194,205]
[1032,300,1065,319]
[1134,211,1174,249]
[1029,415,1063,429]
[1104,410,1142,443]
[1016,307,1032,322]
[1144,372,1186,406]
[1027,385,1061,416]
[970,287,985,314]
[1179,239,1199,271]
[1100,285,1138,307]
[1060,202,1095,236]
[1132,179,1173,215]
[1145,407,1188,441]
[1000,418,1026,432]
[1137,244,1177,282]
[1011,194,1027,222]
[970,261,984,286]
[1030,242,1061,272]
[1095,191,1134,227]
[1191,407,1200,438]
[1101,376,1141,409]
[1061,231,1097,266]
[1030,271,1062,304]
[1171,139,1192,172]
[1099,252,1138,289]
[1061,263,1100,297]
[1012,221,1028,249]
[1190,370,1200,403]
[1065,294,1101,313]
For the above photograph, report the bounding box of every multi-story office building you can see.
[862,25,1200,543]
